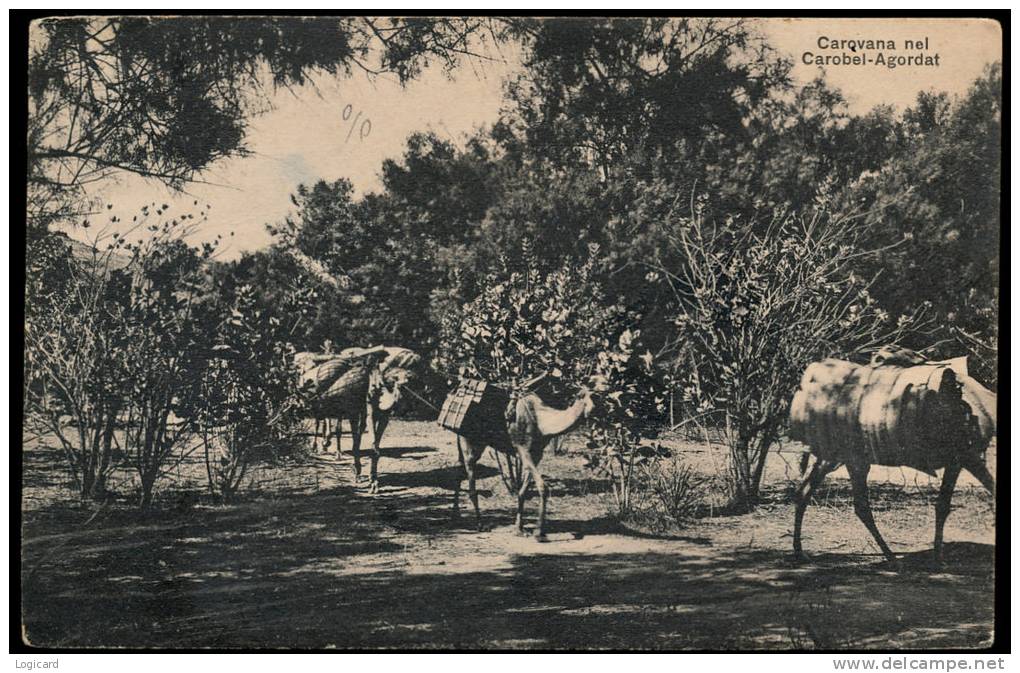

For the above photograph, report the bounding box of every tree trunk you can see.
[90,412,118,499]
[727,427,777,512]
[727,435,757,513]
[749,430,775,503]
[139,471,156,510]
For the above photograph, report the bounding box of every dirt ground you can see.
[20,421,997,650]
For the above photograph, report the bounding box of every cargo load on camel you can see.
[437,379,511,437]
[788,350,997,563]
[297,345,388,399]
[437,371,551,437]
[378,347,422,388]
[788,358,988,474]
[294,345,410,492]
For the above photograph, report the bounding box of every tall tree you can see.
[835,64,1002,383]
[499,18,791,177]
[27,16,512,233]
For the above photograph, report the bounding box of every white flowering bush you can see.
[437,244,666,503]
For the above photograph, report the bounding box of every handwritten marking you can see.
[342,104,372,143]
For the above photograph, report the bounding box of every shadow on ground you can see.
[380,446,439,460]
[22,475,995,650]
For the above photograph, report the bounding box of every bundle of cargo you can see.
[333,345,388,369]
[297,345,388,399]
[438,372,550,438]
[788,357,988,473]
[378,347,422,386]
[437,379,510,438]
[868,346,995,442]
[294,351,338,369]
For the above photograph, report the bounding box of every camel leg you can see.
[960,454,996,496]
[368,407,388,494]
[846,461,897,563]
[933,461,962,563]
[535,472,550,541]
[792,458,835,560]
[351,412,365,483]
[517,450,548,541]
[515,468,534,535]
[334,417,344,461]
[322,418,332,451]
[462,440,483,531]
[453,437,465,516]
[312,418,320,452]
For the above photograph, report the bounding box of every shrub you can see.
[656,198,926,510]
[197,284,308,501]
[108,221,217,509]
[596,451,707,533]
[24,236,125,501]
[437,243,665,496]
[25,206,228,508]
[645,454,707,526]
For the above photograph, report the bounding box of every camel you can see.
[298,346,418,493]
[452,385,594,540]
[364,346,419,462]
[788,353,996,565]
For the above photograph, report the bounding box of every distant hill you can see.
[50,232,133,271]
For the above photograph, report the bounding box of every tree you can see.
[834,64,1002,385]
[477,18,806,338]
[24,238,126,501]
[27,16,514,233]
[656,198,925,510]
[269,178,445,353]
[378,131,500,245]
[499,18,791,178]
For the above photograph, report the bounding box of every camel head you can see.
[367,367,392,411]
[372,368,411,412]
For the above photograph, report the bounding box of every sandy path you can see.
[21,421,996,649]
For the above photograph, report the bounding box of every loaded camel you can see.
[788,346,996,564]
[358,347,419,475]
[451,381,594,540]
[297,347,419,455]
[298,346,417,493]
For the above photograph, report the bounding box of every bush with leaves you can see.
[108,220,221,509]
[438,243,626,384]
[578,327,668,515]
[437,244,666,502]
[197,284,308,501]
[24,206,221,507]
[655,199,926,510]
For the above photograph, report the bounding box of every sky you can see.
[81,17,1002,260]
